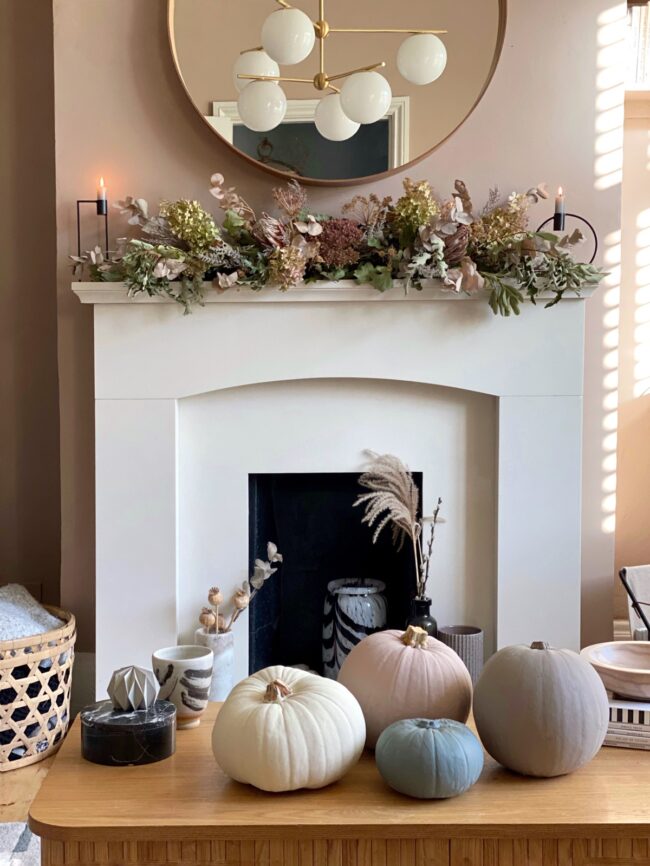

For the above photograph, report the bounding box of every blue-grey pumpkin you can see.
[375,718,483,799]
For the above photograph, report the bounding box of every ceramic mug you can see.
[152,645,213,729]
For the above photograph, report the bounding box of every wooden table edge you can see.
[27,815,650,843]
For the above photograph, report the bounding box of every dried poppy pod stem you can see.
[401,625,429,648]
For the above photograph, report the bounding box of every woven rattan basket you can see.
[0,606,75,771]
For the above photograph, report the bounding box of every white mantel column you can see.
[496,396,582,649]
[95,399,179,694]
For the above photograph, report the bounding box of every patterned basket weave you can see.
[0,606,75,772]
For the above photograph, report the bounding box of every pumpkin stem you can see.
[401,625,429,648]
[530,641,551,650]
[263,679,293,702]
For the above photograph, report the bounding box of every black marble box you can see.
[81,700,176,766]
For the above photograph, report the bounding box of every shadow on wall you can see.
[579,3,625,646]
[0,2,60,605]
[595,5,625,542]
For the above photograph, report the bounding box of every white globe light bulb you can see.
[232,50,280,93]
[237,81,287,132]
[314,93,360,141]
[397,34,447,85]
[261,8,315,65]
[340,71,392,125]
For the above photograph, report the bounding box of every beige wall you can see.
[52,0,623,651]
[615,94,650,619]
[172,0,501,165]
[0,1,60,605]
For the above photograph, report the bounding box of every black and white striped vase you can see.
[322,578,387,679]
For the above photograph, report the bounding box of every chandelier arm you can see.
[319,0,325,76]
[327,60,386,83]
[239,46,264,55]
[274,0,292,7]
[329,28,448,35]
[237,74,314,84]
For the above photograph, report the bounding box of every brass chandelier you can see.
[233,0,448,140]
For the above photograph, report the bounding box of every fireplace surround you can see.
[73,281,591,695]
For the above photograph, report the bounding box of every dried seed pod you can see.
[208,586,224,606]
[233,589,251,610]
[443,224,470,267]
[199,606,217,631]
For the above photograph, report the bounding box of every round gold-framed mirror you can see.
[168,0,506,186]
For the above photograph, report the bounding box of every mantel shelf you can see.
[71,281,595,305]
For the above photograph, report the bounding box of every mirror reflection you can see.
[170,0,503,181]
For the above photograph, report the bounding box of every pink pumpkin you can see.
[338,626,473,748]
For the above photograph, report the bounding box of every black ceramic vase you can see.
[407,596,438,638]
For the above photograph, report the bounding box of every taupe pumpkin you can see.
[473,641,608,777]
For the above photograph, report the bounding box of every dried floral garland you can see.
[72,173,606,317]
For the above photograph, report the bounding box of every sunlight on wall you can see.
[634,205,650,398]
[601,228,621,535]
[596,5,626,534]
[595,6,626,191]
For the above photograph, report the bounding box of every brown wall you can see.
[0,1,60,605]
[52,0,622,651]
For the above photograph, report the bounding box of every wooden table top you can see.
[29,704,650,842]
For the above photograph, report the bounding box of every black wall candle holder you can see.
[536,212,598,265]
[77,196,109,257]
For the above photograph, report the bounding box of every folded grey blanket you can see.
[0,584,64,641]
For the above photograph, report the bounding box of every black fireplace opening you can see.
[248,472,423,675]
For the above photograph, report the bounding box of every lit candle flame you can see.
[557,186,563,196]
[97,176,107,202]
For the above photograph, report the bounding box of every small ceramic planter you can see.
[195,628,234,701]
[152,645,213,729]
[438,626,484,684]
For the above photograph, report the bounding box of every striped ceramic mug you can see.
[152,644,213,729]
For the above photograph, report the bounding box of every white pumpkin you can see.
[212,665,366,792]
[473,641,609,777]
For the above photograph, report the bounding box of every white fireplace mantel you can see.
[74,281,591,694]
[74,280,593,306]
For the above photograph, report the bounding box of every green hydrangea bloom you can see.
[160,199,220,251]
